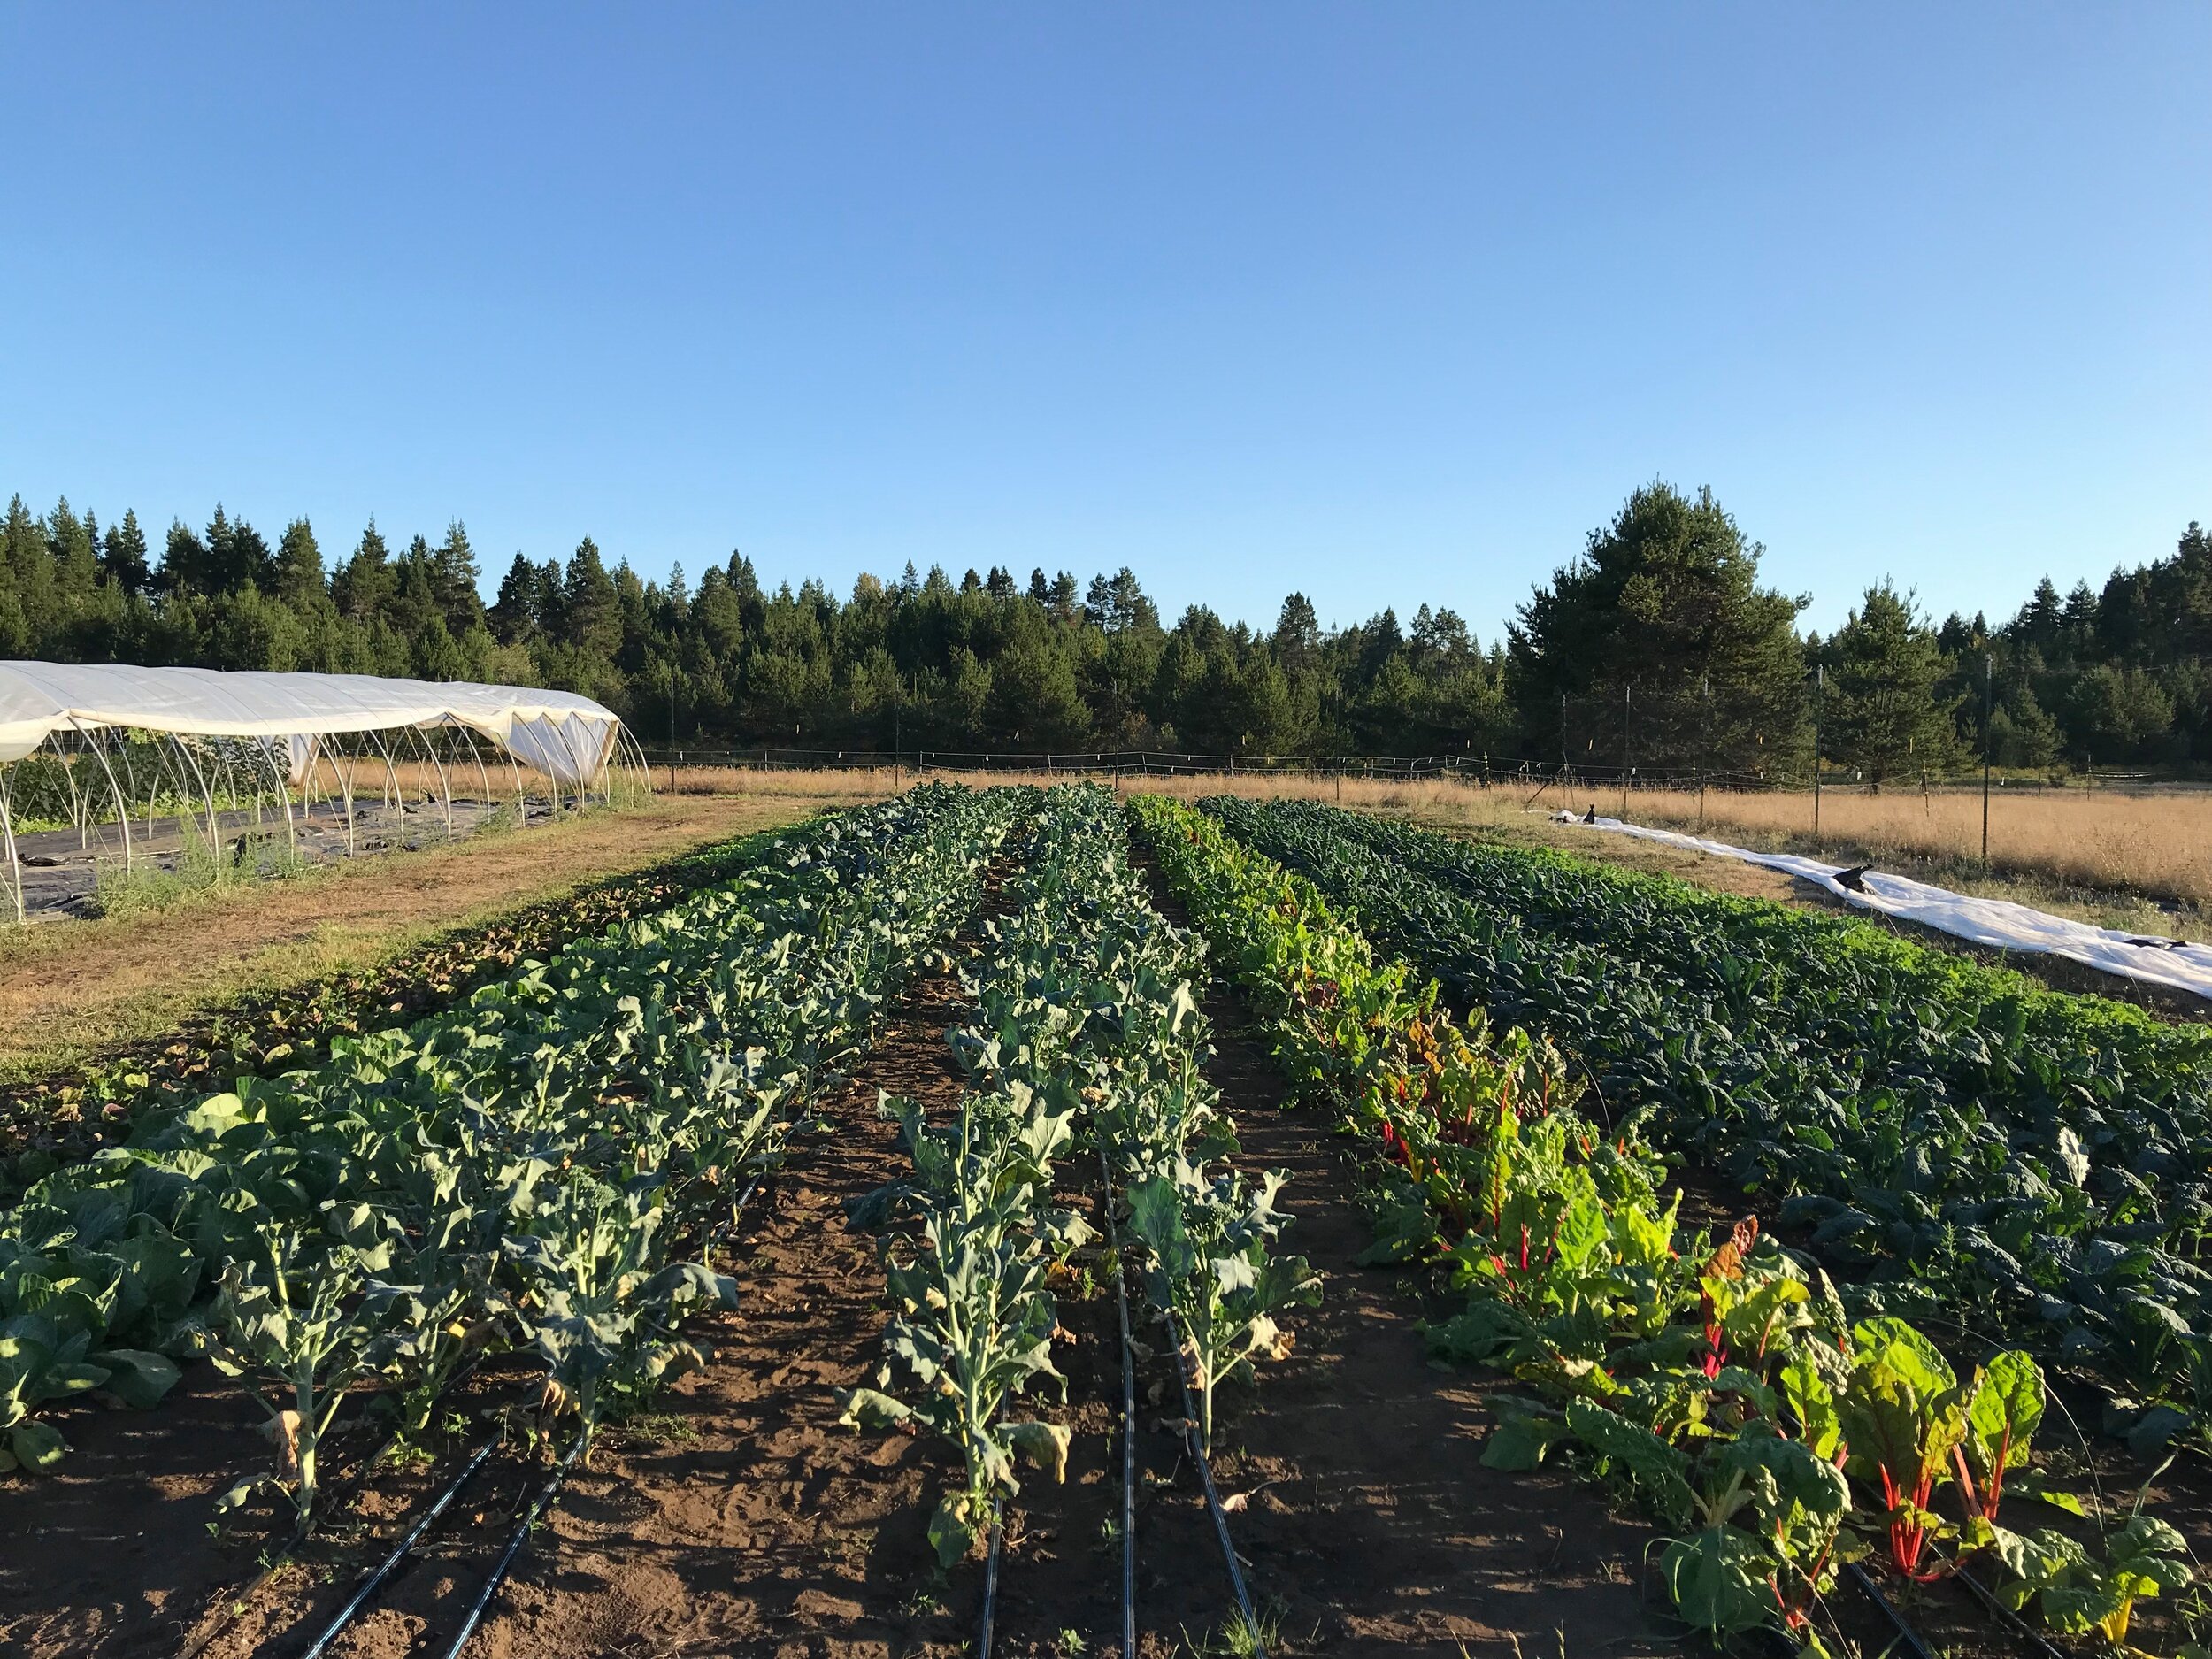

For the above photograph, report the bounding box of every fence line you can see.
[636,745,2204,795]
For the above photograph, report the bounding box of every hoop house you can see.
[0,662,651,922]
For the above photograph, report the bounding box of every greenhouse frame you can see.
[0,663,651,923]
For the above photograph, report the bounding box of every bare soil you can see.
[1,839,1717,1659]
[1133,988,1678,1657]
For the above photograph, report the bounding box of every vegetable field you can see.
[1,782,2207,1658]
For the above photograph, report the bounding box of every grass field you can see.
[1622,781,2212,911]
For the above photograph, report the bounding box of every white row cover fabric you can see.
[0,663,622,787]
[1555,811,2212,1002]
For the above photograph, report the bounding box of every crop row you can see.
[0,782,1019,1521]
[842,782,1313,1570]
[1134,796,2195,1653]
[1,822,809,1187]
[1201,795,2212,1452]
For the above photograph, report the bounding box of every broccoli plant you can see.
[503,1175,733,1453]
[207,1233,371,1528]
[839,1208,1070,1567]
[1128,1163,1318,1452]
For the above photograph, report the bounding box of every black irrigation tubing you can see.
[434,1176,777,1659]
[978,1495,1006,1659]
[1163,1306,1267,1657]
[185,1175,775,1659]
[295,1430,504,1659]
[1096,1145,1141,1659]
[1951,1560,2070,1659]
[438,1429,589,1659]
[176,1349,498,1659]
[1844,1562,1939,1659]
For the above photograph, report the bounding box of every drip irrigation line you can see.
[438,1430,588,1659]
[1844,1562,1938,1659]
[1557,1040,1612,1136]
[1096,1146,1140,1659]
[296,1430,503,1659]
[978,1495,1006,1659]
[1163,1306,1267,1657]
[1950,1561,2069,1659]
[175,1349,496,1659]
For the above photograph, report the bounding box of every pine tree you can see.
[430,521,486,635]
[2,495,55,653]
[1273,594,1322,676]
[1509,482,1809,774]
[562,538,622,659]
[388,538,443,640]
[204,505,273,593]
[273,518,327,607]
[101,509,151,595]
[159,518,211,597]
[1824,583,1959,786]
[694,564,744,658]
[333,519,394,622]
[488,552,541,645]
[47,497,100,602]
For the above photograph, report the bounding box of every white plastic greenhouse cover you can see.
[0,662,623,787]
[1557,811,2212,1002]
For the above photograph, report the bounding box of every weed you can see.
[1180,1603,1285,1657]
[611,1410,703,1446]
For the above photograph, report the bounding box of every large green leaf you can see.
[90,1348,180,1411]
[1963,1348,2042,1489]
[1660,1525,1780,1636]
[1563,1397,1694,1531]
[1480,1404,1571,1471]
[8,1419,67,1472]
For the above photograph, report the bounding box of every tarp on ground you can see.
[1556,811,2212,1002]
[0,663,622,787]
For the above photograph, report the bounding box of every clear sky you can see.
[3,4,2206,641]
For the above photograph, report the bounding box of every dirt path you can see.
[465,954,986,1659]
[1156,984,1677,1656]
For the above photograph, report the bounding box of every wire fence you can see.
[635,744,2204,796]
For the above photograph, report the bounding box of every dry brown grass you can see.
[1619,785,2212,912]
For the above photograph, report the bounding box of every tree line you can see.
[2,483,2206,780]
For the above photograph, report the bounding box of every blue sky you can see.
[3,4,2206,641]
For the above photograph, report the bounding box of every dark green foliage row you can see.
[1200,795,2212,1442]
[7,483,2207,767]
[0,782,1018,1487]
[0,825,841,1182]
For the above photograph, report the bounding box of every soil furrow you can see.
[1130,853,1682,1657]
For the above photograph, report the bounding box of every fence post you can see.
[1619,684,1632,818]
[1812,664,1824,842]
[1991,655,2008,876]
